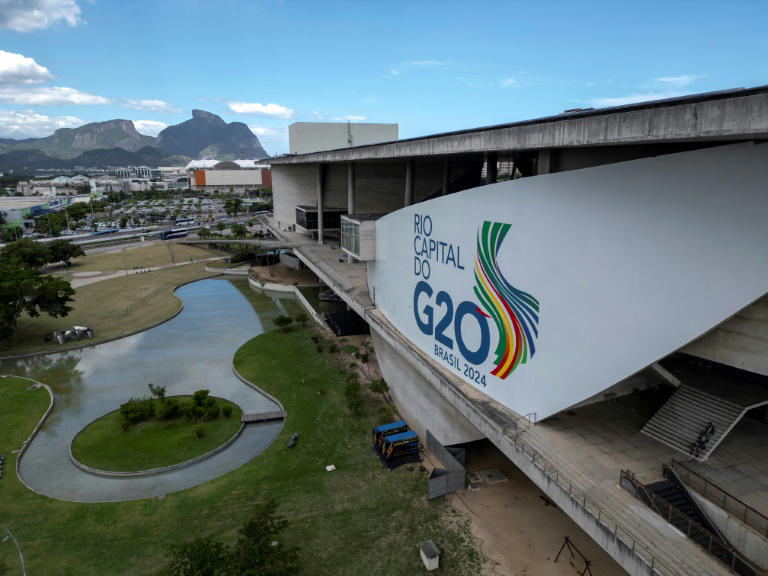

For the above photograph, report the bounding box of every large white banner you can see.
[369,143,768,419]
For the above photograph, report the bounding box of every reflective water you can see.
[2,277,299,502]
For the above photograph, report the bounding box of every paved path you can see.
[10,278,284,502]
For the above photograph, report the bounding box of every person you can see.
[705,421,715,437]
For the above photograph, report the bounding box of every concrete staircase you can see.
[641,384,744,461]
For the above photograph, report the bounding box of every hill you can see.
[155,110,268,160]
[5,120,156,160]
[0,146,188,171]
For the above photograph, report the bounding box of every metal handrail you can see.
[620,470,768,576]
[671,459,768,538]
[504,430,677,576]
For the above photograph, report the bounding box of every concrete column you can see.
[537,150,551,175]
[316,163,324,244]
[486,152,498,184]
[441,160,450,195]
[404,159,415,206]
[347,162,355,215]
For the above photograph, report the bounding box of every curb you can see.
[68,397,246,478]
[231,364,286,416]
[3,375,57,498]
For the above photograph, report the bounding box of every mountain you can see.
[0,146,189,171]
[5,120,156,160]
[0,110,269,167]
[155,110,268,160]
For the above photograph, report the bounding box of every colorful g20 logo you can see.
[413,220,540,379]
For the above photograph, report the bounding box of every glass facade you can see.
[341,216,360,256]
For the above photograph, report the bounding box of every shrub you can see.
[310,335,319,343]
[273,315,293,332]
[193,389,210,407]
[195,425,206,439]
[344,378,364,416]
[206,402,220,420]
[157,398,181,420]
[148,383,166,402]
[370,378,389,394]
[222,405,233,418]
[181,401,196,420]
[120,396,155,425]
[294,312,309,326]
[329,342,338,353]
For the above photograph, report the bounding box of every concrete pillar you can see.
[486,152,498,184]
[404,159,415,206]
[347,162,355,215]
[316,163,324,244]
[537,150,551,175]
[441,160,449,196]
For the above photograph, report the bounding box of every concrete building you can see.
[267,86,768,576]
[288,122,398,155]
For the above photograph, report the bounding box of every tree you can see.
[272,315,293,333]
[215,221,225,233]
[119,216,128,228]
[164,501,298,576]
[48,239,84,266]
[1,237,51,268]
[0,260,75,343]
[148,382,166,402]
[224,197,242,218]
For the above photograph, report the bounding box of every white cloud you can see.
[331,115,366,122]
[122,98,180,113]
[0,0,82,32]
[0,85,109,106]
[0,50,53,84]
[655,74,702,88]
[388,60,447,77]
[133,120,167,137]
[248,124,288,155]
[500,77,519,88]
[589,91,686,107]
[0,109,84,137]
[228,101,294,118]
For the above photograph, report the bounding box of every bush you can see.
[328,342,338,353]
[193,389,210,407]
[222,405,233,418]
[157,398,181,420]
[273,315,294,332]
[195,425,206,439]
[344,378,364,416]
[294,312,308,326]
[206,402,220,420]
[370,378,388,394]
[120,396,155,425]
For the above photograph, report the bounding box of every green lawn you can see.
[1,263,215,357]
[0,328,482,575]
[71,396,242,472]
[67,242,224,273]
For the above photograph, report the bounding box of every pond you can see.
[1,277,301,502]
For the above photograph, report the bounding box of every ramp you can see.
[641,384,768,461]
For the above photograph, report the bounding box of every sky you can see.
[0,0,766,156]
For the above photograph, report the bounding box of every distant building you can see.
[288,122,398,155]
[187,159,271,194]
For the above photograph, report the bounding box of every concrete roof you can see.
[270,85,768,165]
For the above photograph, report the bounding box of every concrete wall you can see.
[689,491,768,569]
[289,122,398,155]
[272,164,318,229]
[682,295,768,377]
[202,169,262,187]
[371,330,484,445]
[274,89,768,165]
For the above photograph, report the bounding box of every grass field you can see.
[67,242,224,273]
[0,328,482,575]
[1,263,215,357]
[71,396,243,471]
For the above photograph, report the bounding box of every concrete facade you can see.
[289,122,398,155]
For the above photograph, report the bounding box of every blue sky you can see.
[0,0,766,155]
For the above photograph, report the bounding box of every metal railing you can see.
[671,459,768,538]
[620,470,766,576]
[502,426,676,576]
